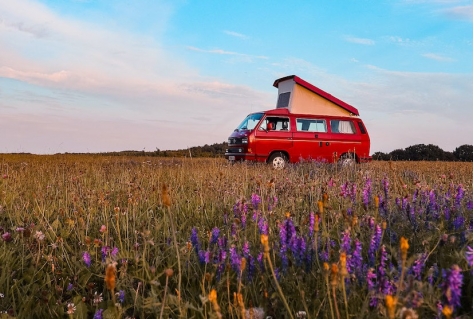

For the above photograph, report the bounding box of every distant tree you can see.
[404,144,454,161]
[372,152,390,161]
[389,149,409,161]
[453,144,473,162]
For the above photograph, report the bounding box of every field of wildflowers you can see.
[0,155,472,319]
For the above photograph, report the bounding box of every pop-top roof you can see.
[273,75,359,116]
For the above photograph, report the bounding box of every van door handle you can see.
[315,134,319,138]
[319,142,322,147]
[287,137,292,140]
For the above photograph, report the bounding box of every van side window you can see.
[357,121,367,134]
[296,119,327,132]
[330,120,356,134]
[260,117,290,131]
[276,92,291,108]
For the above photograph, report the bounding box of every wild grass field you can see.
[0,155,472,319]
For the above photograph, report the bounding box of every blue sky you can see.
[0,0,472,154]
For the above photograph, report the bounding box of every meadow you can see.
[0,155,472,319]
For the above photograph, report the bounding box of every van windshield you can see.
[235,113,263,131]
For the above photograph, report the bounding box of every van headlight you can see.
[242,138,248,144]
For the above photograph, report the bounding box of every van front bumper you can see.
[224,153,257,162]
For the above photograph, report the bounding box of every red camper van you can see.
[225,75,371,169]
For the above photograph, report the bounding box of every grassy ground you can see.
[0,155,472,318]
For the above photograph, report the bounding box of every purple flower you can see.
[257,217,268,235]
[377,245,391,295]
[111,247,119,258]
[198,250,206,264]
[229,246,241,274]
[242,241,250,258]
[348,239,363,281]
[251,193,261,209]
[67,283,74,291]
[308,212,315,238]
[410,254,426,281]
[362,177,372,208]
[1,232,12,242]
[116,290,125,303]
[93,309,103,319]
[340,229,351,253]
[466,246,473,267]
[204,250,211,264]
[210,227,220,245]
[83,251,91,267]
[441,264,463,309]
[101,246,110,262]
[190,227,200,253]
[455,185,464,208]
[368,225,382,266]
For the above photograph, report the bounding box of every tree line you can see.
[372,144,472,162]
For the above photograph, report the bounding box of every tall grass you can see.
[0,155,472,318]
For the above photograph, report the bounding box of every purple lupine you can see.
[257,252,265,271]
[190,227,200,253]
[229,246,241,274]
[368,225,382,266]
[410,254,426,281]
[349,239,363,281]
[93,309,103,319]
[111,247,119,259]
[308,212,315,238]
[101,246,110,262]
[67,283,74,291]
[402,197,408,211]
[117,290,125,303]
[441,265,463,309]
[453,215,465,230]
[218,236,227,250]
[210,227,220,245]
[198,250,206,264]
[280,218,296,247]
[216,248,227,278]
[83,251,91,267]
[240,211,247,229]
[258,217,268,235]
[251,193,261,209]
[455,185,464,208]
[204,250,212,264]
[466,246,473,267]
[292,236,306,267]
[242,241,250,258]
[366,268,378,307]
[340,229,351,253]
[377,245,391,295]
[362,177,372,209]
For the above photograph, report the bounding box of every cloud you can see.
[344,36,375,45]
[223,30,249,39]
[421,53,455,61]
[439,5,473,20]
[186,46,268,60]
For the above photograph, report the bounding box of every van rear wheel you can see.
[339,154,356,167]
[269,152,287,170]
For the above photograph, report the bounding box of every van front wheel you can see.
[269,153,287,170]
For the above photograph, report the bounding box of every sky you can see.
[0,0,472,154]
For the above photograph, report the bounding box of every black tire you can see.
[268,152,287,169]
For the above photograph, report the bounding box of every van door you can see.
[254,116,293,161]
[327,118,361,161]
[292,118,332,162]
